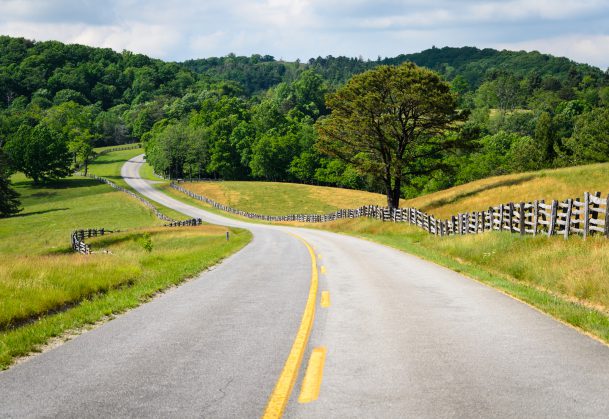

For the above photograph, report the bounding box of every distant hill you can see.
[182,46,608,93]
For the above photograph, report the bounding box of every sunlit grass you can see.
[0,225,250,369]
[0,159,251,369]
[181,181,387,216]
[87,148,188,221]
[1,173,163,257]
[404,163,609,218]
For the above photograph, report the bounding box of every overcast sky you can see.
[1,0,608,69]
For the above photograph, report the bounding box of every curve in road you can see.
[2,154,609,418]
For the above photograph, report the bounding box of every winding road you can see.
[2,155,609,418]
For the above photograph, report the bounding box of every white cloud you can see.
[0,21,181,59]
[1,0,609,68]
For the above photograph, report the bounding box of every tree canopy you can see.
[316,63,464,208]
[2,35,609,208]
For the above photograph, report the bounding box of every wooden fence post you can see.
[499,205,504,232]
[564,199,573,240]
[533,200,539,236]
[583,192,591,239]
[548,200,558,236]
[605,194,609,238]
[519,202,525,236]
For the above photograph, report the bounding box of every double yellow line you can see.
[262,234,321,418]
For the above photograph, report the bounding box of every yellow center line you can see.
[321,291,331,308]
[262,233,319,419]
[320,265,326,275]
[298,347,327,403]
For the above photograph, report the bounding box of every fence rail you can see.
[71,228,111,254]
[171,182,609,240]
[70,173,201,254]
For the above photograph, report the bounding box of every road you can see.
[2,154,609,418]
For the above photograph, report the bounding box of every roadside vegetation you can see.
[317,219,609,343]
[168,166,609,343]
[0,155,251,369]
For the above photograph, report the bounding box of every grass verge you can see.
[316,218,609,343]
[0,225,250,369]
[1,166,252,369]
[87,148,188,221]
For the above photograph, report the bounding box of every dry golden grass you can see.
[182,181,387,215]
[404,163,609,219]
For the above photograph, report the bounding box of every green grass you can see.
[404,162,609,219]
[87,147,145,189]
[87,148,188,221]
[0,225,250,369]
[318,218,609,343]
[139,161,164,182]
[1,173,163,257]
[181,180,387,216]
[0,157,252,369]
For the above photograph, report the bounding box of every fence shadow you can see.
[12,207,68,218]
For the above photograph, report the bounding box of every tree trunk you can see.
[386,176,401,210]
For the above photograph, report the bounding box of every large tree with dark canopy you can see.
[0,146,20,217]
[316,62,464,208]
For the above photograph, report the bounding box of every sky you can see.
[1,0,608,69]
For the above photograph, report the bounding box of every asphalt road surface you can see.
[2,154,609,418]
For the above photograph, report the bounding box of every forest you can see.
[2,35,609,215]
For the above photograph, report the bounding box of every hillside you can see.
[3,35,609,211]
[182,46,607,93]
[404,162,609,219]
[180,181,387,216]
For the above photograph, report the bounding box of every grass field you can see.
[87,148,188,221]
[181,181,387,215]
[404,163,609,218]
[87,147,145,189]
[0,156,251,369]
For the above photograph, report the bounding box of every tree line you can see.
[2,36,609,216]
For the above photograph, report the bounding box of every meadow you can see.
[0,153,251,369]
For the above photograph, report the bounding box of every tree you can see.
[315,63,463,208]
[5,124,71,183]
[534,111,555,163]
[43,101,97,174]
[561,108,609,164]
[0,146,20,217]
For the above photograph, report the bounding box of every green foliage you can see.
[5,123,71,183]
[139,232,153,253]
[316,62,464,208]
[3,35,609,201]
[560,108,609,165]
[0,149,20,217]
